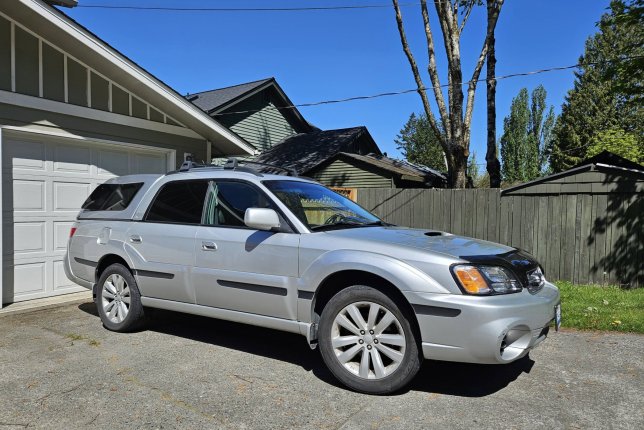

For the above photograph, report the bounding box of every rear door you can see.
[125,180,208,303]
[192,180,300,320]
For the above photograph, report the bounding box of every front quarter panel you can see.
[297,249,453,324]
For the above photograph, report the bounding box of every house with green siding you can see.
[188,79,445,188]
[187,78,313,154]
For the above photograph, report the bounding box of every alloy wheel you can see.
[330,301,406,379]
[101,274,131,323]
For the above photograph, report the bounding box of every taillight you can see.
[69,227,77,238]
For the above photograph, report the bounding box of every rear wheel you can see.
[96,263,144,332]
[318,285,421,394]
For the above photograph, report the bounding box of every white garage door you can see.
[2,131,173,303]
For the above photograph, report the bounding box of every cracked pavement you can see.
[0,300,642,429]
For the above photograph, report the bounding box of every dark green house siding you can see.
[217,92,297,152]
[0,15,11,91]
[14,26,39,97]
[309,159,393,188]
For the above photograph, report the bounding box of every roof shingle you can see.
[187,78,273,113]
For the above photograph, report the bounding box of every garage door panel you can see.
[97,150,130,177]
[13,222,45,254]
[13,180,45,211]
[3,133,172,303]
[54,221,74,251]
[53,181,91,211]
[53,260,76,291]
[13,262,45,295]
[135,153,166,174]
[4,139,46,170]
[53,144,91,173]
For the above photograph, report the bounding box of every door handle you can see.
[202,241,217,251]
[129,235,142,244]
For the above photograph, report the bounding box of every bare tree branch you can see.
[459,1,476,34]
[420,0,450,138]
[463,0,504,141]
[391,0,446,151]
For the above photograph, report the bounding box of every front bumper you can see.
[404,282,560,364]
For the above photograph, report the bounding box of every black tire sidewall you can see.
[96,263,144,332]
[318,285,421,394]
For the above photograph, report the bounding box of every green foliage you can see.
[587,128,644,163]
[466,152,480,187]
[551,0,644,172]
[500,86,555,183]
[555,281,644,333]
[395,113,446,172]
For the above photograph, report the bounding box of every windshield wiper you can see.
[311,219,390,231]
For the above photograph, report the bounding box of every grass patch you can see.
[555,281,644,333]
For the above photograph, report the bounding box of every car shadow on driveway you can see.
[78,302,533,397]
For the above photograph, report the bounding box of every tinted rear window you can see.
[82,183,143,211]
[145,180,208,224]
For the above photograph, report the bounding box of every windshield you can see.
[263,180,384,231]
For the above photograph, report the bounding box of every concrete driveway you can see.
[0,299,642,429]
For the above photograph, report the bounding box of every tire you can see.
[318,285,421,394]
[96,263,145,332]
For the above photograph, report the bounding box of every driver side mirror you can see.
[244,208,281,231]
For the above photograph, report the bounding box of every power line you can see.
[75,2,419,12]
[207,55,644,116]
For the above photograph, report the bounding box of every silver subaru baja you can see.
[65,160,560,394]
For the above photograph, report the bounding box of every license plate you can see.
[554,303,562,331]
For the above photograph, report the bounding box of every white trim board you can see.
[0,90,202,140]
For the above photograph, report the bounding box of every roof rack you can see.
[224,158,298,177]
[167,158,297,177]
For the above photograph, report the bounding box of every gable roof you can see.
[502,151,644,195]
[8,0,254,155]
[254,127,381,174]
[187,78,273,114]
[573,150,644,172]
[186,77,312,133]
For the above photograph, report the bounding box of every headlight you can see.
[451,265,522,295]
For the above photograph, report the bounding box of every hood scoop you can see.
[424,231,444,237]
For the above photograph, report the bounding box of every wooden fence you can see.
[356,188,642,287]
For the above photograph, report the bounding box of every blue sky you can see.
[64,0,611,166]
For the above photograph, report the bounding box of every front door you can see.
[192,181,299,320]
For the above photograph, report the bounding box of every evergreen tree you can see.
[500,86,555,183]
[395,113,446,172]
[550,0,643,171]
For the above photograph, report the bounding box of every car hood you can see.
[321,226,514,259]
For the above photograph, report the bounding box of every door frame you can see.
[0,125,176,307]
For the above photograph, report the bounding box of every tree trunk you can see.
[448,143,468,188]
[486,2,502,188]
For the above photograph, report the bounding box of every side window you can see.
[203,181,271,227]
[82,182,143,211]
[145,181,208,224]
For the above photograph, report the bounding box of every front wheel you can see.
[318,285,421,394]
